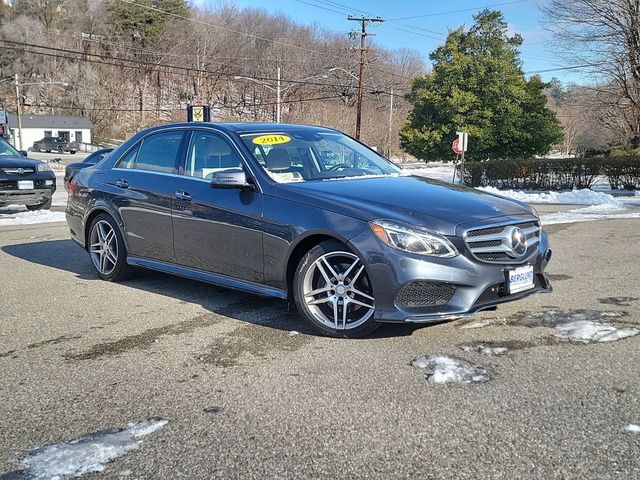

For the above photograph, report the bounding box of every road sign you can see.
[452,138,462,155]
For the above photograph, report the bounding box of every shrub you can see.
[463,157,640,190]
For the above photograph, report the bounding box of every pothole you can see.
[410,356,490,384]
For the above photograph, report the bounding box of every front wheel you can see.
[293,240,378,338]
[88,214,133,281]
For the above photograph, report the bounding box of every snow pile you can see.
[13,418,167,480]
[411,355,490,384]
[479,187,621,205]
[554,321,638,343]
[460,344,508,356]
[625,424,640,433]
[0,210,66,226]
[541,203,640,225]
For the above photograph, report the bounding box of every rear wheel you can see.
[88,214,132,281]
[26,197,52,211]
[32,144,39,152]
[293,240,378,338]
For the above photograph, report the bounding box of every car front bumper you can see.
[0,187,55,206]
[348,228,553,323]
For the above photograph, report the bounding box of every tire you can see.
[46,150,51,153]
[293,240,379,338]
[32,145,39,152]
[88,213,133,281]
[58,146,64,153]
[70,151,77,154]
[26,197,52,211]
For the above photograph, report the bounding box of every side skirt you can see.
[126,256,287,300]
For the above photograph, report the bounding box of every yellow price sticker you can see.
[252,134,291,145]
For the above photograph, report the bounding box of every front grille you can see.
[396,281,456,309]
[464,221,541,264]
[2,168,35,174]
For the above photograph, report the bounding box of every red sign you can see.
[452,138,462,155]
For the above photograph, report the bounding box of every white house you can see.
[7,113,93,150]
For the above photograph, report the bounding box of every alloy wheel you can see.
[302,251,375,330]
[89,220,118,276]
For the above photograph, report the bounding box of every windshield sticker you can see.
[252,134,291,145]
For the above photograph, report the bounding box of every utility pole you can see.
[387,88,394,157]
[14,74,23,150]
[347,15,384,140]
[276,66,281,123]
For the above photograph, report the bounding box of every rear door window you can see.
[116,131,185,173]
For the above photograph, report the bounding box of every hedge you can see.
[463,157,640,190]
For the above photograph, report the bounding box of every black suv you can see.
[32,136,79,154]
[0,138,56,210]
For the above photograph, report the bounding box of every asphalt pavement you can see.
[0,217,639,479]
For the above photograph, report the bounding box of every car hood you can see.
[276,175,535,236]
[0,156,45,169]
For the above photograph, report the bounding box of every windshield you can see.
[0,138,22,157]
[239,130,401,183]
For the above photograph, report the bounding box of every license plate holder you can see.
[18,180,34,190]
[507,265,535,294]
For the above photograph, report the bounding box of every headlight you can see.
[369,220,458,258]
[37,163,51,172]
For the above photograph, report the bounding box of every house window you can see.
[75,131,83,143]
[44,131,52,137]
[59,131,70,142]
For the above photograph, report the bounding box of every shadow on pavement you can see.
[2,239,423,338]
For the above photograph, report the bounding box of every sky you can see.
[196,0,586,84]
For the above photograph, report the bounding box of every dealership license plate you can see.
[508,265,535,294]
[17,180,34,190]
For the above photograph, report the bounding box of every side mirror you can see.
[19,150,28,157]
[211,168,254,190]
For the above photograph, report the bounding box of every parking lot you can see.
[0,207,639,479]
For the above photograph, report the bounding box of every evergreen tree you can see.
[400,10,563,161]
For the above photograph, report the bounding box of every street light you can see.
[13,74,69,150]
[324,66,359,80]
[233,68,328,123]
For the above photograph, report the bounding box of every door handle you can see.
[115,179,129,189]
[175,190,192,201]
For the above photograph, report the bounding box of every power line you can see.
[386,0,528,21]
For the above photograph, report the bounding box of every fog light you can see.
[45,180,53,186]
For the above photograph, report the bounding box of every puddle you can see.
[509,309,628,328]
[599,297,639,307]
[410,356,490,384]
[554,321,639,343]
[1,418,167,480]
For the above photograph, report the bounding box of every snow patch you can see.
[554,320,638,343]
[460,344,508,356]
[458,317,507,329]
[288,330,300,336]
[625,424,640,433]
[479,187,620,205]
[541,203,640,225]
[0,210,66,226]
[10,418,167,480]
[410,355,490,384]
[402,162,456,183]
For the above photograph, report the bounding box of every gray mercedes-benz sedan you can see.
[66,122,552,337]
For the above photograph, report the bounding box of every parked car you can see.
[32,136,79,154]
[66,123,552,337]
[0,138,56,210]
[64,148,114,190]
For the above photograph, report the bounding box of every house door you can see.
[75,131,83,143]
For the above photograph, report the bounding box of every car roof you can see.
[145,122,339,135]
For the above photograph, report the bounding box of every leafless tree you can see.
[544,0,640,148]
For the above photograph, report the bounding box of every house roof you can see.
[7,113,92,130]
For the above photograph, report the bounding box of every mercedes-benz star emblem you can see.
[508,227,527,257]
